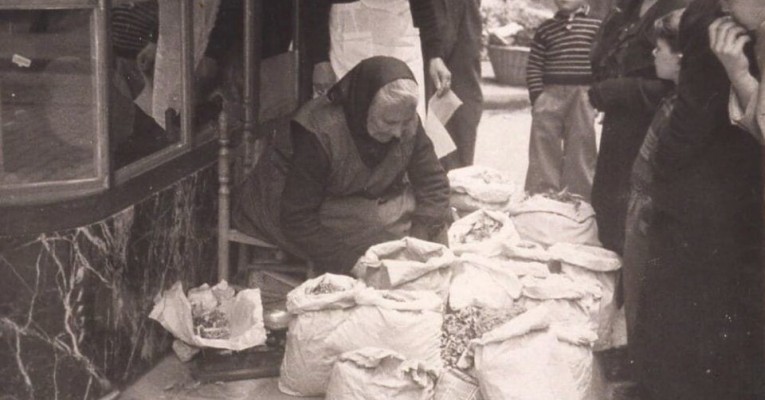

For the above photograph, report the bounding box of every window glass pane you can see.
[110,0,179,169]
[0,10,97,185]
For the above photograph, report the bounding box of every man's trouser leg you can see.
[561,85,598,201]
[525,85,567,194]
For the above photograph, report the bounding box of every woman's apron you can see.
[329,0,426,118]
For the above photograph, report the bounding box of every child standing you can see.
[524,0,601,201]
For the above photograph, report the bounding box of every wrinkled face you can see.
[366,89,418,144]
[554,0,587,13]
[653,38,682,82]
[721,0,765,30]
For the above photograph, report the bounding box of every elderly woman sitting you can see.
[234,57,450,275]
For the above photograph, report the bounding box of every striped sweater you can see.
[526,8,602,103]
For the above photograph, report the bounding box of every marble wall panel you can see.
[0,167,218,399]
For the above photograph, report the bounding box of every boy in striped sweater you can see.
[524,0,602,201]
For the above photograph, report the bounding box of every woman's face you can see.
[366,91,418,144]
[653,38,682,83]
[721,0,765,30]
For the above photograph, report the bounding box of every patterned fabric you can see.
[526,7,601,103]
[111,1,158,59]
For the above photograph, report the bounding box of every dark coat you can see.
[588,0,686,253]
[632,0,764,398]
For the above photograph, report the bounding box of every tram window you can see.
[0,10,99,186]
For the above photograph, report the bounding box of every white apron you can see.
[329,0,426,118]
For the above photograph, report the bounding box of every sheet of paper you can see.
[429,90,463,125]
[424,110,457,158]
[423,92,463,158]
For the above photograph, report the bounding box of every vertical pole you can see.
[95,0,112,185]
[217,110,231,282]
[243,0,263,174]
[180,0,194,145]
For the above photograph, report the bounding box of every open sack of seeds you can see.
[280,275,443,397]
[149,280,267,351]
[459,305,597,400]
[279,274,365,396]
[352,237,456,302]
[448,209,520,255]
[448,165,524,213]
[508,192,600,247]
[325,347,438,400]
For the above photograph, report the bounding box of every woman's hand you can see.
[709,16,752,83]
[428,57,452,97]
[313,61,337,97]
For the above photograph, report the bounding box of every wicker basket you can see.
[487,45,530,87]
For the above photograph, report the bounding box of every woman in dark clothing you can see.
[631,0,764,398]
[588,0,686,254]
[234,57,450,275]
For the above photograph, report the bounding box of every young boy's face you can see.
[554,0,587,14]
[653,38,682,82]
[721,0,765,30]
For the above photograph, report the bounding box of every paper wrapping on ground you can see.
[149,281,267,351]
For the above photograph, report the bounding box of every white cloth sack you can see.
[279,274,365,397]
[547,243,621,349]
[548,243,622,272]
[149,281,267,351]
[500,240,552,263]
[280,281,443,397]
[462,306,596,400]
[325,347,437,400]
[448,209,520,256]
[448,166,524,213]
[353,237,455,302]
[324,289,444,372]
[508,194,600,247]
[449,253,523,310]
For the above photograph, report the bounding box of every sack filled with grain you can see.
[353,237,456,303]
[325,347,437,400]
[448,253,523,311]
[448,209,520,256]
[508,192,600,247]
[279,274,365,396]
[448,165,523,214]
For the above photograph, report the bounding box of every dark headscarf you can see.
[327,56,417,167]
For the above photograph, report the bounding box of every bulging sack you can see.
[352,237,456,302]
[448,165,524,213]
[325,347,437,400]
[325,289,445,373]
[279,274,365,397]
[149,281,267,352]
[448,209,520,256]
[449,253,522,311]
[509,194,600,247]
[280,281,443,397]
[463,306,596,400]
